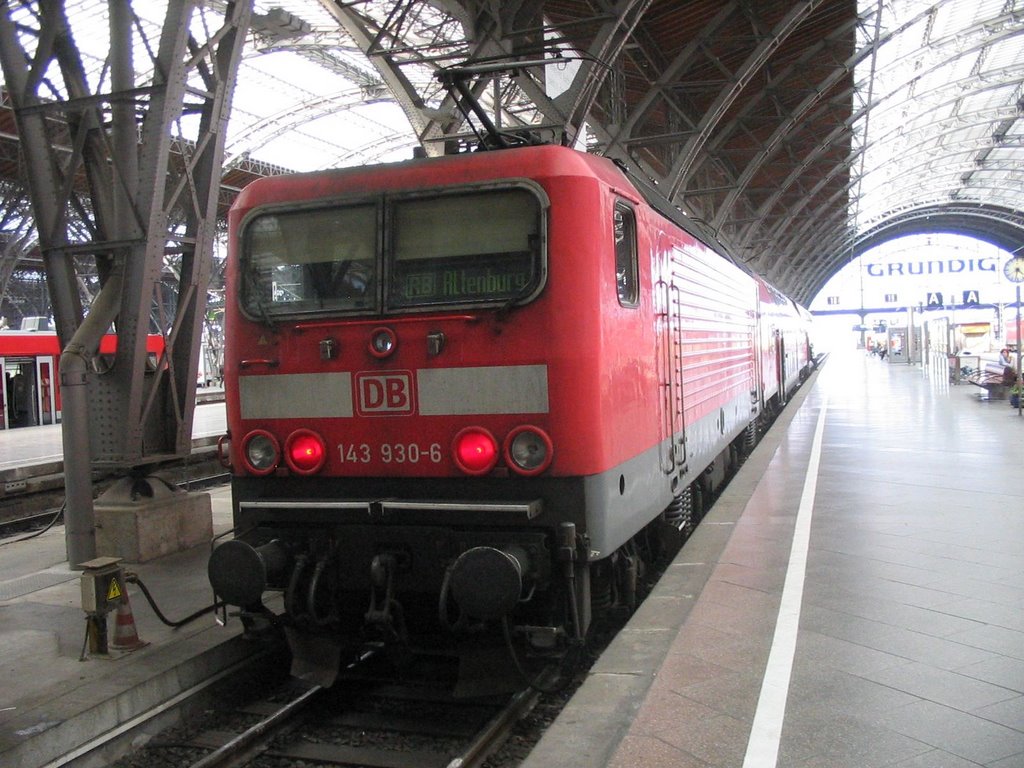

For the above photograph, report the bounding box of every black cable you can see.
[79,616,91,662]
[125,572,225,629]
[500,616,583,695]
[0,500,65,546]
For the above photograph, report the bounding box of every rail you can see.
[120,654,550,768]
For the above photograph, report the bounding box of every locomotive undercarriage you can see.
[587,436,753,627]
[210,476,598,685]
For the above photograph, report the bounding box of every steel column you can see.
[0,1,251,566]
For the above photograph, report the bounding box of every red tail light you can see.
[285,429,327,475]
[452,427,499,475]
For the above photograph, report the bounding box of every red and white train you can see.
[0,327,166,429]
[209,143,812,682]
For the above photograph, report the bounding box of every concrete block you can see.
[94,476,213,562]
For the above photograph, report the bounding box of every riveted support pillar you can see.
[0,1,251,566]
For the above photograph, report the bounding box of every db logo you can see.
[355,371,415,415]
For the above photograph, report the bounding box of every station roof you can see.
[3,0,1024,307]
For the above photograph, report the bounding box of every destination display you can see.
[391,255,533,306]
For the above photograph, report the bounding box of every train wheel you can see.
[743,421,757,455]
[692,483,706,525]
[653,487,695,562]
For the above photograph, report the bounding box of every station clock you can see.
[1004,256,1024,283]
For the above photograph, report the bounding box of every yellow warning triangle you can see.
[107,578,122,601]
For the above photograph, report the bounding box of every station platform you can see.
[0,399,225,474]
[524,349,1024,768]
[0,484,265,768]
[3,353,1024,767]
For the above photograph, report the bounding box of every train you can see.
[0,326,165,429]
[208,142,813,685]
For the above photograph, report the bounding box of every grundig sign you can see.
[864,257,996,278]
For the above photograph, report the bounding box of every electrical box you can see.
[80,556,125,614]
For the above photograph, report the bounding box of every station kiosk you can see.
[886,325,921,364]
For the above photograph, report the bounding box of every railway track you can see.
[195,681,539,768]
[112,652,550,768]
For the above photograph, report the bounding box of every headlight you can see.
[504,426,553,475]
[242,430,279,476]
[369,326,397,358]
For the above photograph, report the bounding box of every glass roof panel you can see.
[983,31,1024,70]
[852,0,1024,233]
[929,0,1007,40]
[915,54,977,94]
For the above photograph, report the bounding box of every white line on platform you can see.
[742,397,829,768]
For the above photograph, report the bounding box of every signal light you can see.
[504,426,553,475]
[285,429,327,475]
[242,430,279,476]
[452,427,499,475]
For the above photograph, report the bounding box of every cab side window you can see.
[614,202,638,307]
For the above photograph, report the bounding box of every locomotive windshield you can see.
[388,189,542,308]
[242,204,378,317]
[240,185,545,318]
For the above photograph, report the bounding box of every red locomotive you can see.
[209,143,812,683]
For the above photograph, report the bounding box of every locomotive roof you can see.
[232,144,637,211]
[231,143,748,267]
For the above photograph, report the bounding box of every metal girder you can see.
[0,0,251,565]
[791,202,1024,303]
[548,0,654,145]
[318,0,463,155]
[331,129,421,165]
[733,7,884,286]
[318,1,553,153]
[226,88,392,159]
[663,1,827,200]
[0,2,85,339]
[786,186,855,263]
[607,2,737,152]
[321,0,600,156]
[777,209,851,298]
[742,131,861,267]
[708,21,860,232]
[773,95,1024,294]
[428,0,656,151]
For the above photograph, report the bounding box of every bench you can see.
[968,362,1014,398]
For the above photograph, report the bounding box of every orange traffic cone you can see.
[111,594,148,651]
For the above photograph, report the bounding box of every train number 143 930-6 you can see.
[339,442,443,464]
